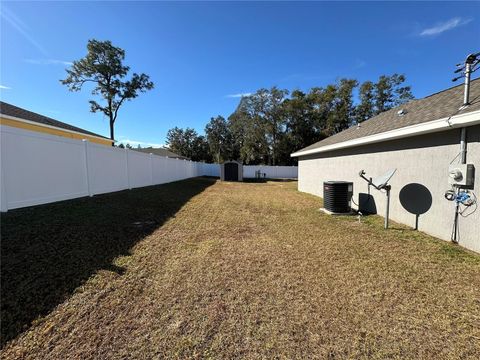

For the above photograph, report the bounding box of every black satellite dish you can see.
[399,183,432,230]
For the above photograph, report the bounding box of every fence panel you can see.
[275,166,298,178]
[164,157,176,183]
[242,166,256,178]
[88,143,129,195]
[1,125,298,212]
[127,150,152,188]
[243,165,297,179]
[1,125,222,211]
[204,163,220,177]
[1,126,88,209]
[152,155,168,184]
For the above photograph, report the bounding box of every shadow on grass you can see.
[0,177,215,347]
[386,226,418,232]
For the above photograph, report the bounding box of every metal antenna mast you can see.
[450,52,479,242]
[452,52,480,107]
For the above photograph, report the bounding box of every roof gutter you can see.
[0,113,113,142]
[291,109,480,157]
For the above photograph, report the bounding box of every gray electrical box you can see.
[448,164,475,187]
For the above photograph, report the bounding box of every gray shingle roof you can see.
[0,101,111,140]
[133,147,189,160]
[295,78,480,154]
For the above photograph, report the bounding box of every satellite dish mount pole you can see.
[359,170,396,229]
[384,185,391,229]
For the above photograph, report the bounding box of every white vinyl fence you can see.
[0,125,219,211]
[0,125,298,211]
[243,165,298,179]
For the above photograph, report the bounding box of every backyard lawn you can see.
[1,177,479,358]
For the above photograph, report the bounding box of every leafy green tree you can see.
[374,74,413,114]
[355,74,413,124]
[309,84,337,135]
[165,127,184,155]
[281,90,325,158]
[61,39,154,142]
[227,96,265,164]
[165,127,194,158]
[238,87,289,165]
[258,87,289,165]
[165,127,212,162]
[241,116,270,164]
[329,78,358,134]
[191,135,213,162]
[205,116,232,163]
[227,97,250,162]
[224,74,414,164]
[355,81,375,123]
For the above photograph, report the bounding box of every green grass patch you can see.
[1,178,479,359]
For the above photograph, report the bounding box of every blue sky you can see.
[1,1,479,146]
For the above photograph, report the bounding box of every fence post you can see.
[150,153,154,185]
[125,148,131,190]
[82,139,93,197]
[0,129,8,212]
[165,156,169,183]
[0,165,7,212]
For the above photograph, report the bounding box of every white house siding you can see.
[297,125,480,253]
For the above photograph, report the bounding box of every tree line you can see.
[60,41,413,163]
[166,74,413,165]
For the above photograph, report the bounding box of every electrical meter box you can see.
[448,164,475,187]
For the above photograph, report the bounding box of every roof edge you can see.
[291,109,480,157]
[0,114,113,142]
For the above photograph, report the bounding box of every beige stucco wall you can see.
[297,125,480,253]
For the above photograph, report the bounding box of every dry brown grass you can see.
[2,178,480,359]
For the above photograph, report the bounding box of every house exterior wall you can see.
[297,125,480,253]
[0,117,113,146]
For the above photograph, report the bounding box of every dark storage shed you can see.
[221,161,243,181]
